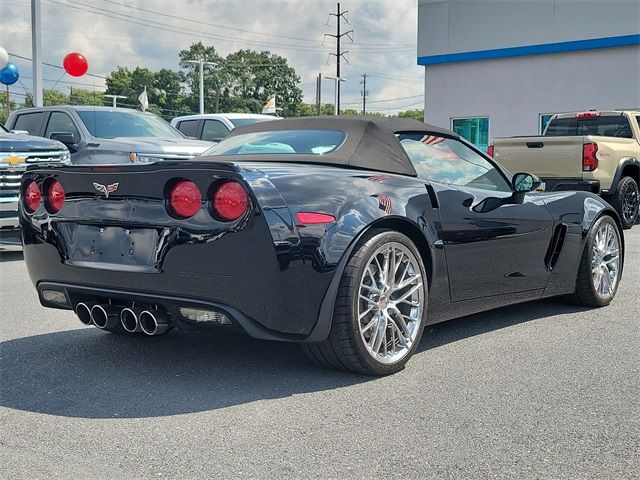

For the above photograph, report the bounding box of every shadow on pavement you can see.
[0,251,24,263]
[0,297,588,419]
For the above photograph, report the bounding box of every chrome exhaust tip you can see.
[120,307,144,333]
[90,304,121,330]
[75,302,94,326]
[139,310,172,336]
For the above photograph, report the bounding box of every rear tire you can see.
[610,176,639,229]
[302,230,428,375]
[571,215,622,307]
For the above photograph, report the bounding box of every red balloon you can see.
[63,52,88,77]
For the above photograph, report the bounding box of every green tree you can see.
[397,109,424,122]
[179,42,224,114]
[105,66,156,110]
[21,89,68,108]
[69,88,103,106]
[0,91,17,124]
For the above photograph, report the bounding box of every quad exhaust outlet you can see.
[75,303,173,335]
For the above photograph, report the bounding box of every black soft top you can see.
[222,116,458,176]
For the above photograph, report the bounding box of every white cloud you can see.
[0,0,423,114]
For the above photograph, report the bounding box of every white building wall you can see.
[424,45,640,138]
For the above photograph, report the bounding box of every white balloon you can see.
[0,47,8,69]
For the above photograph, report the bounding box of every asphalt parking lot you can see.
[1,228,638,479]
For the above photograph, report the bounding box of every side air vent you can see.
[424,184,439,209]
[545,224,567,270]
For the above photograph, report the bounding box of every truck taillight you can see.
[576,111,601,118]
[487,144,494,157]
[211,181,248,221]
[582,143,598,171]
[46,179,65,213]
[23,179,42,213]
[167,180,202,219]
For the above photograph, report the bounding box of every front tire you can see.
[302,230,428,375]
[610,176,639,229]
[572,215,622,307]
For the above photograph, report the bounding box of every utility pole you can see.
[315,73,322,115]
[104,94,127,108]
[360,73,368,115]
[324,3,352,115]
[326,76,347,115]
[31,0,43,107]
[182,58,216,114]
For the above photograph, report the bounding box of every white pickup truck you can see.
[490,111,640,229]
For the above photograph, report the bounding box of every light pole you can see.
[182,58,217,114]
[326,76,346,115]
[31,0,43,107]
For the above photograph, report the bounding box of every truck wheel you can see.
[301,230,427,375]
[571,215,622,307]
[611,176,639,229]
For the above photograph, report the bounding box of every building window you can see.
[540,114,554,134]
[451,117,489,153]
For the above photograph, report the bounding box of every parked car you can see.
[489,110,640,229]
[5,106,214,165]
[171,113,279,142]
[1,123,69,247]
[19,117,624,375]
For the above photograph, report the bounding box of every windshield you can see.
[229,117,277,128]
[77,110,186,139]
[204,130,346,156]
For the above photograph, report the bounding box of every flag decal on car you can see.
[93,182,119,198]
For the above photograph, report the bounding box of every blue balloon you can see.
[0,63,19,86]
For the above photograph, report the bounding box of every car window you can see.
[77,110,185,139]
[396,133,512,192]
[546,115,633,138]
[176,120,200,138]
[44,112,80,142]
[12,112,45,135]
[229,117,275,127]
[204,130,346,156]
[202,119,230,141]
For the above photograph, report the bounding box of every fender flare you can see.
[608,157,640,195]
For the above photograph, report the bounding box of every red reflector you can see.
[212,181,248,221]
[23,179,41,213]
[46,179,65,213]
[296,212,336,225]
[168,180,202,218]
[487,144,494,157]
[576,111,601,118]
[582,143,599,171]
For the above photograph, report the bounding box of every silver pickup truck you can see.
[0,124,69,247]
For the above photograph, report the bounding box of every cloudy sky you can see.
[1,0,423,114]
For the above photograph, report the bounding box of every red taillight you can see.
[168,180,202,218]
[23,179,41,213]
[582,143,599,171]
[487,144,494,157]
[46,180,65,213]
[212,181,248,221]
[296,212,336,225]
[576,111,601,118]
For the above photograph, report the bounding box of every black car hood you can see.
[0,133,67,152]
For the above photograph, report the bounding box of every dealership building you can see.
[417,0,640,152]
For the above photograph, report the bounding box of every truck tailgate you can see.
[493,136,584,178]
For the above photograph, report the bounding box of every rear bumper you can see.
[541,178,600,194]
[36,281,302,342]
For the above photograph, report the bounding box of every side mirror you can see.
[49,131,76,146]
[512,172,543,193]
[10,129,29,135]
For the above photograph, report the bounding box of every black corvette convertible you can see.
[19,117,624,375]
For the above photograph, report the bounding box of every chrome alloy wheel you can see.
[591,222,620,299]
[358,242,424,364]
